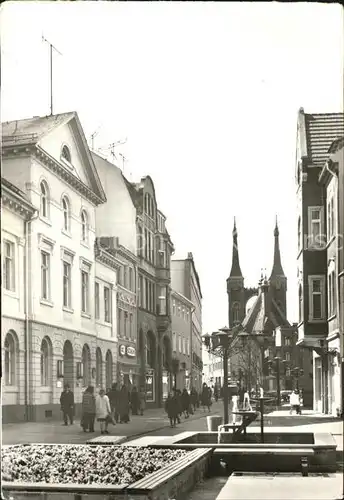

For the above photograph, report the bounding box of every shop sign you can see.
[126,346,136,357]
[119,345,126,356]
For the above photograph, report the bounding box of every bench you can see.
[213,447,314,476]
[127,448,210,492]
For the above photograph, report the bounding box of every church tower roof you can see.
[229,217,243,278]
[269,216,285,279]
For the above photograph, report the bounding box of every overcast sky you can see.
[1,2,343,333]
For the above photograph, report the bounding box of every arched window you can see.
[297,217,301,250]
[40,181,49,218]
[4,331,17,385]
[62,145,72,163]
[232,302,240,325]
[82,344,91,387]
[62,196,70,232]
[81,210,88,242]
[147,332,155,368]
[40,337,50,386]
[96,347,102,387]
[105,350,113,390]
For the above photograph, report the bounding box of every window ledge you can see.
[3,385,19,392]
[308,318,326,323]
[3,289,19,299]
[62,229,72,238]
[40,299,54,308]
[63,306,74,314]
[81,312,91,319]
[81,240,90,249]
[39,216,52,226]
[327,314,337,322]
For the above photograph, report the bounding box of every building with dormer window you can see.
[295,107,344,415]
[1,113,120,422]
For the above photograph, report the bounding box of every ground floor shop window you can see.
[145,369,155,402]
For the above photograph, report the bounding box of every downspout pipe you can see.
[24,210,38,422]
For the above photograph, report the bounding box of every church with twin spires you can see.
[226,218,303,394]
[227,218,290,334]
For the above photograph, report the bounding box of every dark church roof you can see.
[241,278,291,336]
[269,218,285,279]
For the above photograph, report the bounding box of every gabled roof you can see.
[301,110,344,167]
[2,112,106,204]
[242,281,290,335]
[1,112,75,143]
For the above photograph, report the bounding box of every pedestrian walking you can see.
[95,389,111,434]
[243,388,252,411]
[165,392,179,427]
[175,389,183,423]
[81,386,96,432]
[119,384,130,423]
[131,386,139,415]
[138,386,146,416]
[60,384,74,426]
[181,388,190,418]
[290,389,301,415]
[106,383,119,425]
[201,383,211,412]
[214,384,219,402]
[190,387,198,413]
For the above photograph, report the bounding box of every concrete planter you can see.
[2,445,211,500]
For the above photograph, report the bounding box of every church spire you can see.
[270,216,285,278]
[229,217,243,277]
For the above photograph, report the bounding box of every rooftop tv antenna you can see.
[97,138,127,162]
[119,153,127,174]
[42,34,62,115]
[90,126,102,150]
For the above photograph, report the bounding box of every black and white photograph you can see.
[1,2,343,499]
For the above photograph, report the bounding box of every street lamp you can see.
[203,325,242,425]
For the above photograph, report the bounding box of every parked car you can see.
[281,390,292,403]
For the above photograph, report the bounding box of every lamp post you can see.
[203,325,242,425]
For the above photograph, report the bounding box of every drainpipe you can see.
[326,160,341,415]
[190,306,196,389]
[24,210,38,422]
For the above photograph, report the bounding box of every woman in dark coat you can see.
[181,388,190,418]
[81,386,96,432]
[130,386,139,415]
[165,392,179,427]
[118,385,130,423]
[201,383,211,412]
[190,388,198,413]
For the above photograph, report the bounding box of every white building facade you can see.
[1,112,120,422]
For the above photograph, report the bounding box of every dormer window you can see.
[61,145,72,164]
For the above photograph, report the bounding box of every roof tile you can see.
[304,112,344,167]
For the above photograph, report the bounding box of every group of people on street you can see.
[165,383,213,427]
[59,383,146,434]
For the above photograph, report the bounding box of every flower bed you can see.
[2,444,188,486]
